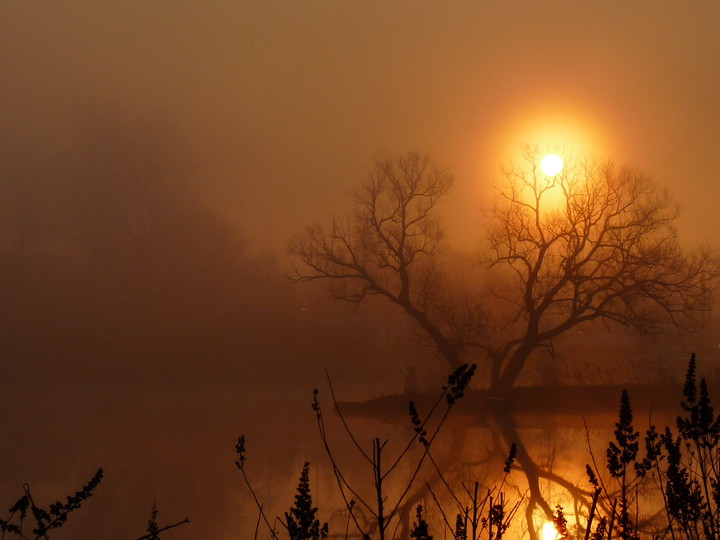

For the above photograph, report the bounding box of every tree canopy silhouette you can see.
[290,148,717,393]
[484,146,716,391]
[289,151,469,369]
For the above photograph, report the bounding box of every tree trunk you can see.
[495,342,535,394]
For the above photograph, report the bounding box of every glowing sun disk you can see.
[541,154,564,176]
[540,521,559,540]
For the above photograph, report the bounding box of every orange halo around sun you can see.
[491,105,614,170]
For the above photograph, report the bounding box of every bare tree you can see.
[484,146,717,392]
[289,151,475,369]
[290,149,716,392]
[474,146,717,536]
[288,148,718,539]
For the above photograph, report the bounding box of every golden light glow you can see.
[540,521,559,540]
[489,105,614,170]
[540,154,564,176]
[540,185,565,212]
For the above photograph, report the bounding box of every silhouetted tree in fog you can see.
[289,151,482,371]
[289,148,717,538]
[0,111,252,375]
[484,146,716,392]
[290,148,717,393]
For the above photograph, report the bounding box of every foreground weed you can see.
[235,437,327,540]
[0,468,103,540]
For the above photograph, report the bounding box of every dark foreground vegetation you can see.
[0,353,717,539]
[0,468,188,540]
[236,353,720,540]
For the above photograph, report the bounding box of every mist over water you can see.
[1,109,718,539]
[2,2,720,539]
[0,114,443,537]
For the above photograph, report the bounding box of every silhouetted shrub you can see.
[0,468,102,539]
[285,463,328,540]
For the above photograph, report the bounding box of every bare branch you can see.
[288,151,467,369]
[487,146,718,391]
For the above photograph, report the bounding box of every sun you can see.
[540,521,559,540]
[540,154,564,176]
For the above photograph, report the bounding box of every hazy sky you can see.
[3,1,719,252]
[2,3,720,538]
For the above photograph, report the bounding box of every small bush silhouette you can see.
[0,468,103,539]
[585,353,720,540]
[285,462,328,540]
[409,504,432,540]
